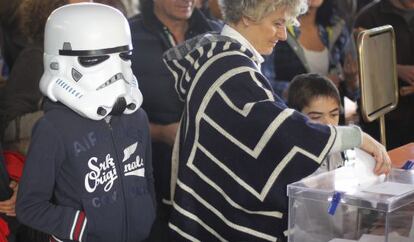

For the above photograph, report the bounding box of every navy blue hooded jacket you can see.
[16,99,156,242]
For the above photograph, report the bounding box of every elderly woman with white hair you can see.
[163,0,391,241]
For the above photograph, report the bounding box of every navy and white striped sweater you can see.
[163,34,336,241]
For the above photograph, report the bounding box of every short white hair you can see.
[219,0,308,26]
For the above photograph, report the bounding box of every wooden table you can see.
[388,143,414,168]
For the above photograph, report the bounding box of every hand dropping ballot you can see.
[332,148,385,193]
[352,148,386,185]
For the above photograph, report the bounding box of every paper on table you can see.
[362,181,414,196]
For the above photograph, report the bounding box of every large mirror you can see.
[357,25,398,123]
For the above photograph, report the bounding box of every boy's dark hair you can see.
[287,73,341,111]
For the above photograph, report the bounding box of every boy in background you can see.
[288,73,345,172]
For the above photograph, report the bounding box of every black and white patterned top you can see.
[163,33,336,242]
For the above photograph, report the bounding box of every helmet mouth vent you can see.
[109,97,127,116]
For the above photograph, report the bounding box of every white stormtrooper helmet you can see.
[40,3,143,120]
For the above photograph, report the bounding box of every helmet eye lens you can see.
[78,55,109,67]
[119,51,132,61]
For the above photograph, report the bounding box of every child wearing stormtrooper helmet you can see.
[15,3,155,242]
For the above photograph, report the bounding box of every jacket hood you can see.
[162,34,249,101]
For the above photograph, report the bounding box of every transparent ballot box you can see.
[287,167,414,242]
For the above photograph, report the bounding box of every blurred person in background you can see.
[0,142,24,242]
[262,0,359,124]
[0,0,24,83]
[0,0,95,155]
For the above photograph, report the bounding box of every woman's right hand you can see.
[360,132,392,175]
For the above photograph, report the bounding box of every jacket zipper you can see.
[106,120,128,242]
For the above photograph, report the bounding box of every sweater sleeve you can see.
[330,125,362,153]
[16,117,87,242]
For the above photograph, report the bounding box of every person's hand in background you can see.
[0,181,18,216]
